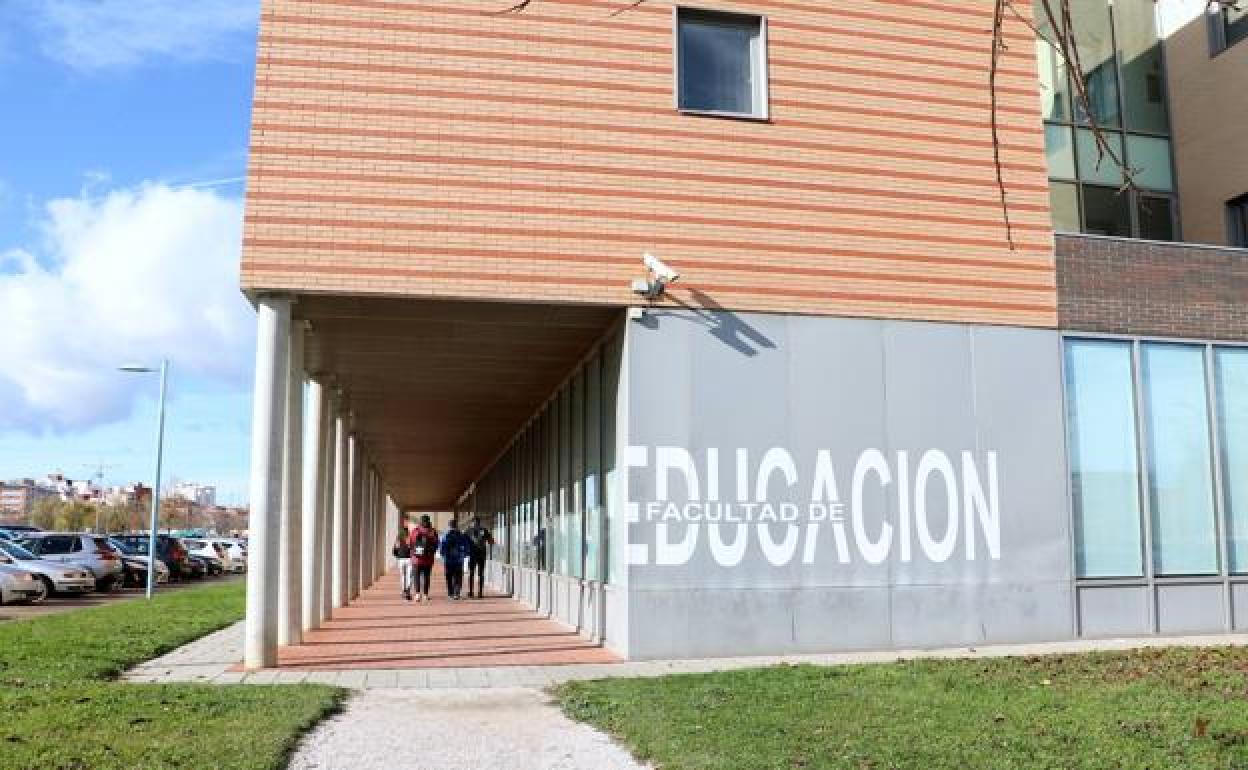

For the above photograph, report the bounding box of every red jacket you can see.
[409,526,439,567]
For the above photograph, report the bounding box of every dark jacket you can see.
[465,525,494,559]
[439,529,472,565]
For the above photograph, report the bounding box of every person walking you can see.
[464,516,494,599]
[392,524,414,600]
[439,520,471,600]
[409,515,438,603]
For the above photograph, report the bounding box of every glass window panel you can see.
[1081,185,1131,236]
[1065,339,1144,578]
[678,11,763,116]
[1115,0,1170,134]
[569,369,584,579]
[1126,135,1173,191]
[1045,123,1076,179]
[1071,0,1121,127]
[1142,343,1219,576]
[1035,35,1073,122]
[1049,181,1081,233]
[1076,129,1125,186]
[584,355,603,583]
[1137,195,1175,241]
[1227,4,1248,48]
[1216,348,1248,573]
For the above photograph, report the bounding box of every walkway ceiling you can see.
[297,296,619,512]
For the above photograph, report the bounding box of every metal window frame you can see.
[1064,332,1248,634]
[673,6,770,122]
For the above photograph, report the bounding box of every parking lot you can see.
[0,574,243,621]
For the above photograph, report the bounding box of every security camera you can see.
[644,252,680,284]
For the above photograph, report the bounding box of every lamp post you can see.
[120,360,169,599]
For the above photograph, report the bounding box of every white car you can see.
[0,540,94,595]
[0,562,46,605]
[198,538,246,573]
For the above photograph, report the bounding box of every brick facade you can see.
[243,0,1057,327]
[1057,233,1248,340]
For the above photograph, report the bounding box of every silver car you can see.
[18,533,124,591]
[0,540,95,595]
[0,562,46,604]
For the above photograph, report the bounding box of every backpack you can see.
[410,530,435,559]
[392,535,411,560]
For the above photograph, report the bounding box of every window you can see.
[676,8,768,119]
[1065,339,1144,578]
[1213,2,1248,52]
[1228,194,1248,247]
[1141,344,1219,576]
[1036,0,1179,240]
[1216,349,1248,572]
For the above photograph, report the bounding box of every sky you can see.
[0,0,261,505]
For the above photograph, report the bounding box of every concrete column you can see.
[348,432,362,600]
[361,461,369,589]
[331,406,349,609]
[243,295,290,671]
[277,326,305,647]
[371,474,381,576]
[301,375,326,633]
[319,393,336,620]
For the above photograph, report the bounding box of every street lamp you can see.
[119,360,169,599]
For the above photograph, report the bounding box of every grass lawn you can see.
[554,648,1248,769]
[0,582,343,770]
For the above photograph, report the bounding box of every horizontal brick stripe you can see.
[243,238,1054,289]
[247,186,1050,238]
[240,227,1053,272]
[274,0,1035,47]
[258,28,1038,102]
[253,79,1042,155]
[250,121,1049,194]
[243,209,1050,252]
[255,57,1040,136]
[247,166,1051,219]
[277,0,1037,75]
[248,144,1049,214]
[251,99,1047,174]
[244,258,1053,314]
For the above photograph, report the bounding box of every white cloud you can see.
[25,0,258,71]
[0,183,253,432]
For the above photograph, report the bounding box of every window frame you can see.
[1227,193,1248,248]
[1210,2,1248,55]
[673,6,770,122]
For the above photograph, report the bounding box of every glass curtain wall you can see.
[1065,337,1248,580]
[1036,0,1177,239]
[466,332,617,586]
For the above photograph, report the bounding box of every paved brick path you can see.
[273,571,618,670]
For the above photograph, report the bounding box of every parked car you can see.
[17,533,124,591]
[0,539,94,596]
[183,554,209,579]
[106,538,170,587]
[215,539,247,572]
[112,535,191,581]
[184,539,235,574]
[0,525,41,541]
[0,562,46,604]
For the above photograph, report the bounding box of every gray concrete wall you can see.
[620,310,1074,659]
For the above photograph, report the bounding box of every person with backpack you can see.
[464,516,494,599]
[408,515,438,603]
[439,520,472,600]
[392,524,414,601]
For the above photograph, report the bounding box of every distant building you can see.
[172,482,217,507]
[0,479,55,520]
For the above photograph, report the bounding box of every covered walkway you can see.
[274,570,618,671]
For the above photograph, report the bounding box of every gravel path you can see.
[287,687,651,770]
